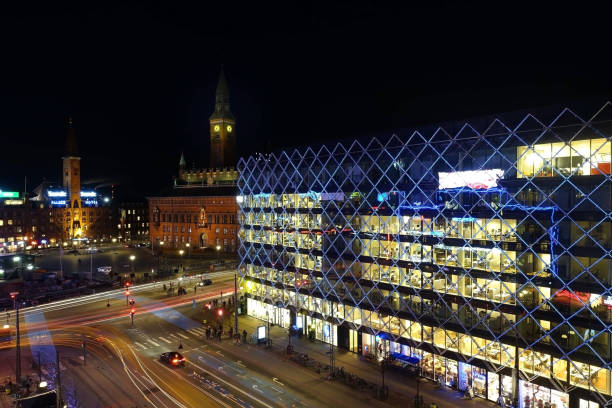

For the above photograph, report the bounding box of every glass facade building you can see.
[238,103,612,408]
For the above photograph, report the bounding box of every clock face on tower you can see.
[226,125,232,132]
[214,125,220,132]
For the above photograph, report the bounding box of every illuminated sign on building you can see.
[83,199,98,206]
[80,191,97,197]
[51,200,67,206]
[0,191,19,198]
[438,169,504,190]
[4,200,23,205]
[47,190,67,197]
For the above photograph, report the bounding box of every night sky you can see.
[1,2,610,196]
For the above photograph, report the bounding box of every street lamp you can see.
[129,255,136,275]
[216,244,221,264]
[186,242,190,258]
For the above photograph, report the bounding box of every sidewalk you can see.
[236,315,496,408]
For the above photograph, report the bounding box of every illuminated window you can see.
[518,138,611,178]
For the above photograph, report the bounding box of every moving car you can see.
[198,279,213,286]
[160,352,185,367]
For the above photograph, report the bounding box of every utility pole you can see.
[15,294,21,383]
[56,350,61,408]
[233,273,238,337]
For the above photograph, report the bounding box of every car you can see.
[198,279,213,286]
[160,352,185,367]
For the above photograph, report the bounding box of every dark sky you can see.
[1,1,610,196]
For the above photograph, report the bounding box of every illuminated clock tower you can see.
[209,66,236,168]
[62,116,82,238]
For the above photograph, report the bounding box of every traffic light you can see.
[125,290,130,296]
[206,303,212,310]
[9,294,15,300]
[125,282,131,287]
[217,308,223,317]
[130,308,135,315]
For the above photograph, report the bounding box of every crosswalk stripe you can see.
[134,341,147,349]
[159,337,172,344]
[177,333,189,339]
[147,339,161,347]
[188,328,204,335]
[168,333,179,339]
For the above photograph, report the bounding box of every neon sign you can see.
[51,200,67,206]
[83,199,98,206]
[438,169,504,190]
[0,191,19,198]
[80,191,97,197]
[48,190,67,197]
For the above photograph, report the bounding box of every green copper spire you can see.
[209,65,234,121]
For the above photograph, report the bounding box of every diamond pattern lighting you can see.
[238,103,612,407]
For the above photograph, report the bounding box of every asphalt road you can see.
[1,274,399,408]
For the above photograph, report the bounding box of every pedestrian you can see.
[194,285,197,293]
[242,329,247,344]
[229,327,233,339]
[217,330,222,341]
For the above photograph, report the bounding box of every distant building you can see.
[117,200,149,243]
[148,67,239,254]
[0,117,114,252]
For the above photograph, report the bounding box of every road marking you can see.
[236,360,246,367]
[272,377,284,386]
[216,350,224,357]
[188,327,205,335]
[168,333,179,339]
[187,360,274,408]
[147,339,161,347]
[133,341,147,349]
[158,337,172,344]
[177,333,189,339]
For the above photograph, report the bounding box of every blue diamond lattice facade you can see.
[238,103,612,408]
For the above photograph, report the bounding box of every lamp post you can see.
[186,242,190,259]
[216,244,221,264]
[234,273,239,340]
[129,254,136,276]
[157,240,164,272]
[10,292,21,382]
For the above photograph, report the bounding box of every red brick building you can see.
[148,186,238,253]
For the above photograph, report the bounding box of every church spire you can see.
[179,152,186,168]
[209,65,234,120]
[64,115,79,157]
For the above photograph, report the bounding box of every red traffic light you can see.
[130,308,135,314]
[125,282,131,287]
[206,303,212,310]
[125,290,130,296]
[217,308,223,317]
[10,294,15,299]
